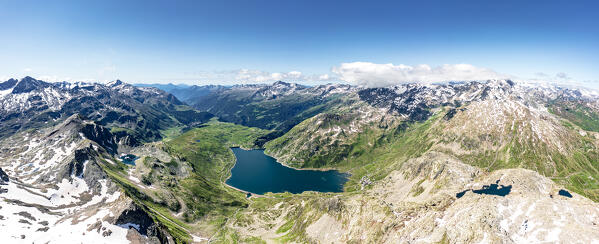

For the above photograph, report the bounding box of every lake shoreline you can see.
[222,147,266,197]
[232,146,347,173]
[223,182,266,198]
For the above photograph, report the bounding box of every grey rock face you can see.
[0,167,8,183]
[115,203,172,243]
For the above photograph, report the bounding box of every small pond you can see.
[120,154,139,165]
[558,189,572,198]
[226,148,349,195]
[456,180,512,198]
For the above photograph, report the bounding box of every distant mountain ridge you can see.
[0,77,213,141]
[153,81,355,146]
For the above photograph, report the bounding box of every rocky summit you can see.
[1,77,599,243]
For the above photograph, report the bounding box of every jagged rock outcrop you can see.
[81,122,120,153]
[0,167,8,183]
[115,203,173,244]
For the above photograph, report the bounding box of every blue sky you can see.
[0,0,598,87]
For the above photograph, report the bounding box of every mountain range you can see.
[1,77,599,243]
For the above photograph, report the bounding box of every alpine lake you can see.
[226,147,349,195]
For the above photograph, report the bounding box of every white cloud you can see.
[36,75,94,83]
[235,69,303,83]
[0,75,11,82]
[37,75,67,82]
[556,72,570,80]
[522,71,583,87]
[332,62,508,87]
[98,65,116,75]
[233,69,334,84]
[318,74,331,80]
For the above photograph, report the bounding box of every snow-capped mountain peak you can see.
[106,79,124,87]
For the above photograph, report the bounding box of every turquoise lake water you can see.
[226,148,348,195]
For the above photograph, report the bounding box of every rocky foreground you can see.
[227,152,599,243]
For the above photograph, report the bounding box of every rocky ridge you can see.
[0,77,213,141]
[0,114,174,243]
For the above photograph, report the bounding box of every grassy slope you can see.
[197,93,339,131]
[352,108,599,200]
[265,110,438,193]
[548,100,599,132]
[544,100,599,199]
[193,91,347,147]
[102,119,270,243]
[102,162,193,243]
[264,113,360,169]
[161,119,270,217]
[444,123,599,200]
[270,102,599,201]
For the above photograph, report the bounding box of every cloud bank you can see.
[193,63,507,87]
[8,62,593,91]
[332,62,508,87]
[235,69,303,83]
[520,71,599,89]
[232,69,336,84]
